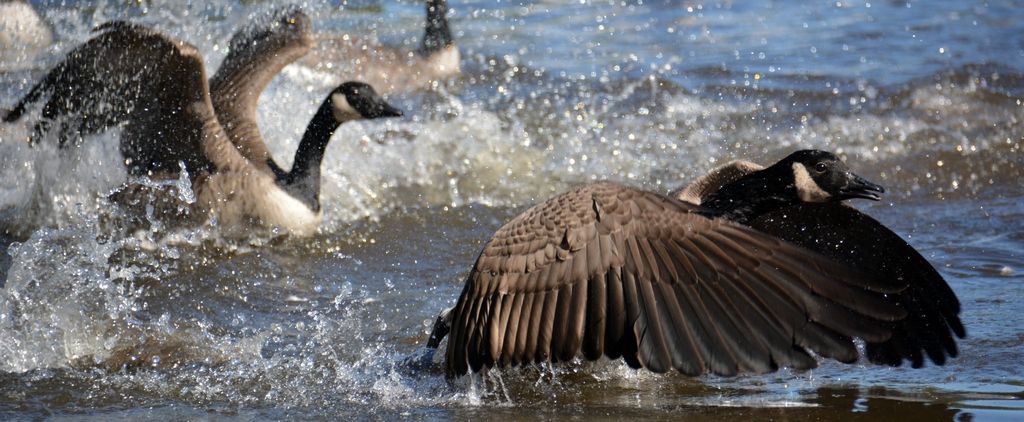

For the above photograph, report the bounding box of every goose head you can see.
[773,150,885,203]
[701,150,885,224]
[329,82,405,123]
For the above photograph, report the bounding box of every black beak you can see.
[369,101,404,119]
[839,172,885,201]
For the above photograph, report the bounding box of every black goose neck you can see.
[701,167,798,225]
[420,0,452,56]
[277,99,341,212]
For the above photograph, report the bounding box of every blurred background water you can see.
[0,0,1022,420]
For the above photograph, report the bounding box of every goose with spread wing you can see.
[671,154,965,368]
[3,10,403,236]
[298,0,460,94]
[426,150,963,377]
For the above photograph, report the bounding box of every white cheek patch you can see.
[792,162,832,202]
[331,93,360,122]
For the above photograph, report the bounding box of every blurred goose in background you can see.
[426,150,963,377]
[3,13,403,236]
[298,0,460,94]
[0,0,54,71]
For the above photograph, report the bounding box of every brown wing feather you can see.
[581,234,608,360]
[634,264,676,373]
[209,6,315,175]
[443,182,908,377]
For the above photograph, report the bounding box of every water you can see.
[1,0,1023,420]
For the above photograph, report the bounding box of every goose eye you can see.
[814,162,827,173]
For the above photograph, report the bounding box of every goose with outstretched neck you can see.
[3,16,403,236]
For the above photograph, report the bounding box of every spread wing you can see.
[208,5,314,175]
[4,21,214,177]
[749,203,965,367]
[444,182,908,376]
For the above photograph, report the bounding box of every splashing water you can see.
[1,0,1023,420]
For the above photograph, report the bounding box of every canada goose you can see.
[4,20,403,236]
[672,156,965,368]
[427,150,962,377]
[297,0,460,94]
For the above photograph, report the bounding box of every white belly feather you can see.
[197,167,322,236]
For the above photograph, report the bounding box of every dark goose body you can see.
[430,150,963,377]
[674,158,965,367]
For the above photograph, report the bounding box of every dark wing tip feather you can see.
[229,5,312,54]
[10,19,214,175]
[749,202,964,367]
